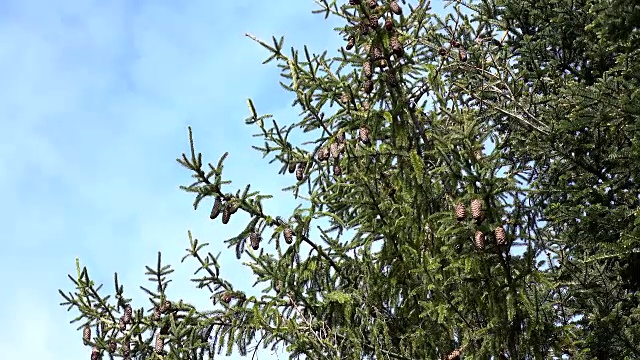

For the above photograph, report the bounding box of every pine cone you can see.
[296,162,305,181]
[336,129,346,143]
[384,18,394,31]
[221,292,232,304]
[123,304,132,324]
[446,348,462,360]
[454,203,466,221]
[83,325,91,345]
[333,164,342,176]
[369,14,379,29]
[340,92,350,105]
[210,197,222,219]
[363,61,372,79]
[458,48,468,62]
[275,281,283,293]
[367,0,377,8]
[317,146,330,161]
[390,36,403,55]
[364,79,374,94]
[386,72,398,87]
[346,35,355,50]
[155,335,164,354]
[349,0,361,4]
[228,200,239,214]
[389,1,402,15]
[250,232,261,250]
[360,21,370,35]
[121,340,131,359]
[330,142,341,159]
[288,161,296,173]
[160,300,171,314]
[91,347,99,360]
[474,230,486,250]
[451,40,461,48]
[108,341,117,354]
[153,306,162,320]
[470,199,483,221]
[118,316,126,331]
[221,206,231,224]
[358,126,371,144]
[372,46,384,60]
[438,47,447,56]
[495,226,507,246]
[283,228,294,244]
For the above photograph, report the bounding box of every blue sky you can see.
[0,0,347,359]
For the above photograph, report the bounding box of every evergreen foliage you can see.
[59,0,639,359]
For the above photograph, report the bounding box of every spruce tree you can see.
[473,0,640,357]
[59,1,639,359]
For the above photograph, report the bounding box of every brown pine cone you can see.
[390,36,403,55]
[474,230,486,250]
[454,203,466,221]
[154,335,164,354]
[283,228,294,244]
[384,18,394,31]
[372,46,384,60]
[358,126,371,144]
[91,347,99,360]
[333,164,342,176]
[83,325,91,345]
[346,35,355,50]
[296,162,305,181]
[210,197,222,219]
[470,199,483,221]
[222,206,231,224]
[160,300,171,314]
[363,61,373,79]
[389,1,402,15]
[317,146,330,161]
[364,79,374,94]
[221,292,232,304]
[369,14,379,29]
[249,232,261,250]
[121,340,131,359]
[108,341,117,354]
[123,304,132,324]
[330,142,341,159]
[446,348,462,360]
[495,226,507,246]
[458,48,468,62]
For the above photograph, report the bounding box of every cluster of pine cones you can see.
[313,124,372,178]
[345,0,404,97]
[245,225,295,252]
[438,39,468,62]
[454,199,508,251]
[82,301,173,359]
[209,196,240,224]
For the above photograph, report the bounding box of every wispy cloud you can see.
[0,0,344,358]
